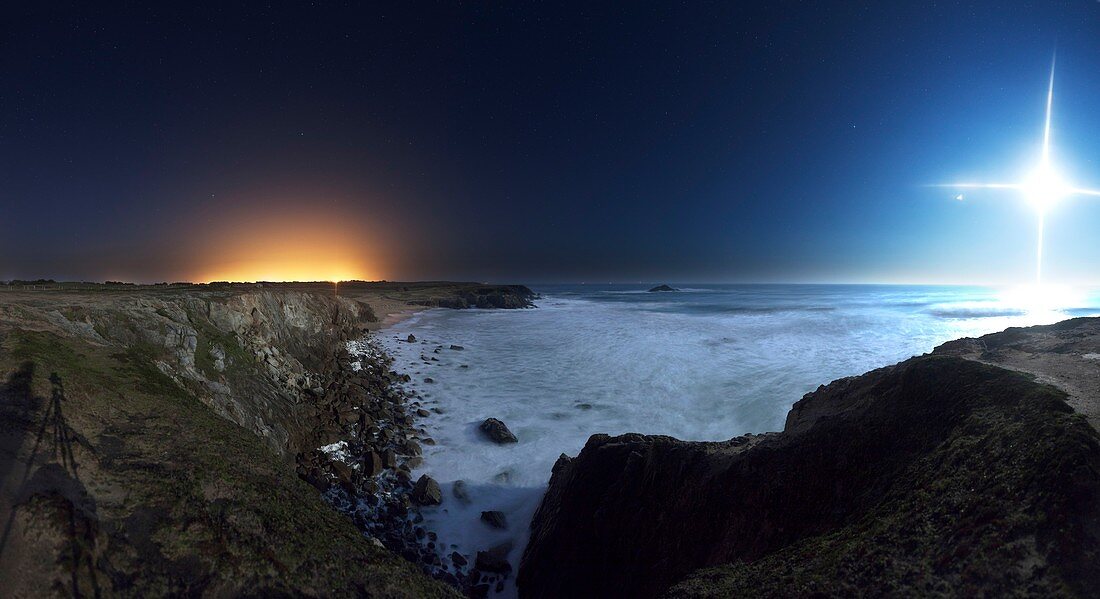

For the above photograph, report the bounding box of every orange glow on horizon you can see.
[185,206,386,283]
[193,261,371,283]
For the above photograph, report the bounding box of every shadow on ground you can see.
[0,362,103,596]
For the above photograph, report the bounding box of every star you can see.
[934,55,1100,283]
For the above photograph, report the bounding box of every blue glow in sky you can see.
[5,2,1100,283]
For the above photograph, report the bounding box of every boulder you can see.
[330,460,355,489]
[480,510,507,529]
[475,542,513,574]
[406,334,416,343]
[479,418,518,444]
[410,474,442,506]
[402,439,422,457]
[452,480,472,504]
[362,451,384,477]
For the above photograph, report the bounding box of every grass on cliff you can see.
[188,316,253,381]
[1,329,456,597]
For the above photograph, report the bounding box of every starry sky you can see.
[6,2,1100,284]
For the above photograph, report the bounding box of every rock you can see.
[330,460,355,489]
[479,418,518,444]
[406,334,416,342]
[451,551,468,567]
[449,344,464,350]
[475,542,513,574]
[416,408,430,417]
[410,474,442,506]
[452,480,472,504]
[381,449,397,469]
[647,284,678,292]
[480,510,507,529]
[363,451,384,477]
[424,377,434,384]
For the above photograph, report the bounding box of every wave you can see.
[926,305,1029,318]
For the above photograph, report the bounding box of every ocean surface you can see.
[376,284,1100,595]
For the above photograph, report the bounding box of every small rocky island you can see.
[648,284,678,292]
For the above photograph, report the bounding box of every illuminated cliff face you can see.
[186,206,385,282]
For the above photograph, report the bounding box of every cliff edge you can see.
[518,349,1100,597]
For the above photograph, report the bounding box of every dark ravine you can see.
[518,350,1100,597]
[0,282,534,596]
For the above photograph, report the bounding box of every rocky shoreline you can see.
[8,282,1099,597]
[300,331,519,597]
[0,282,534,596]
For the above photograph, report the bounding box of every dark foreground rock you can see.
[480,418,518,443]
[647,284,678,292]
[518,355,1100,598]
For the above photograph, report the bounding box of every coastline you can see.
[306,293,539,595]
[368,288,1100,599]
[312,313,510,594]
[364,299,426,331]
[0,282,535,596]
[4,282,1098,597]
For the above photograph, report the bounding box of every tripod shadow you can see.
[0,362,102,596]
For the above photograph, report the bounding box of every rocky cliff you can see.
[39,290,376,456]
[0,283,533,597]
[518,353,1100,598]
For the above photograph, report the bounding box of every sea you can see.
[375,284,1100,596]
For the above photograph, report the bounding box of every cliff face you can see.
[14,289,374,456]
[0,282,538,596]
[518,355,1100,598]
[0,290,462,596]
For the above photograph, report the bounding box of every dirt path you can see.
[933,317,1100,431]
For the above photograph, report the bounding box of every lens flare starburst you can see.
[934,55,1100,284]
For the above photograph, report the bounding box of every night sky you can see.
[6,2,1100,284]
